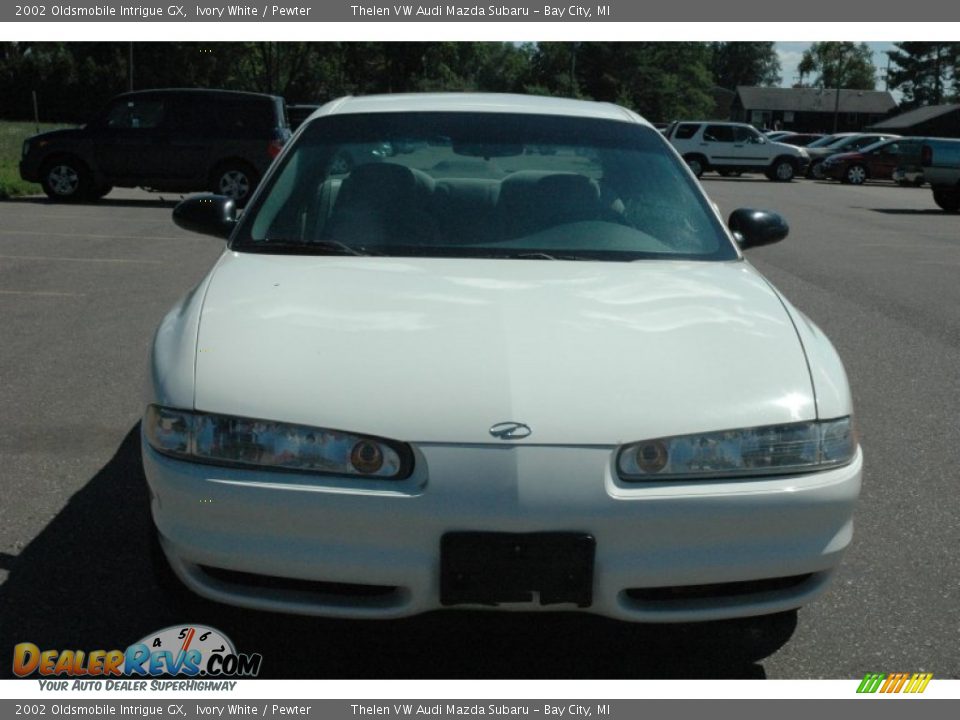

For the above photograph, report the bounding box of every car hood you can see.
[807,146,848,159]
[823,151,863,164]
[193,254,816,445]
[770,141,806,155]
[28,127,85,144]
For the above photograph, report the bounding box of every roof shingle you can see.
[736,86,896,114]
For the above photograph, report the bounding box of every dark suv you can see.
[20,89,290,204]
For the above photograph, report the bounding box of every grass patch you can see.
[0,121,74,199]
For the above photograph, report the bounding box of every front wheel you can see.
[684,155,706,179]
[844,164,867,185]
[40,157,92,201]
[808,161,824,179]
[932,187,960,213]
[211,163,259,206]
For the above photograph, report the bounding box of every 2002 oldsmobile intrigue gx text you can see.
[144,94,861,623]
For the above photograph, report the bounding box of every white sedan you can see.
[144,93,861,622]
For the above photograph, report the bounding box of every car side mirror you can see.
[728,208,789,249]
[173,194,237,239]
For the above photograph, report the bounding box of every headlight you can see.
[617,417,856,481]
[144,405,412,479]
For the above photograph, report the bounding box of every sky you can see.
[775,42,897,90]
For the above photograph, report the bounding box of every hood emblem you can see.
[489,421,532,440]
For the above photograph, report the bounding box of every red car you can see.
[820,138,924,185]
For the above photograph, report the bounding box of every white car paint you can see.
[144,93,861,622]
[188,255,815,445]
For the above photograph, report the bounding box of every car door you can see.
[161,95,214,183]
[701,125,737,169]
[732,125,772,169]
[92,95,168,181]
[865,141,897,179]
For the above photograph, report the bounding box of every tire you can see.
[40,156,92,201]
[684,155,706,179]
[768,157,796,182]
[808,161,824,179]
[932,187,960,213]
[211,162,259,206]
[92,184,113,199]
[844,164,867,185]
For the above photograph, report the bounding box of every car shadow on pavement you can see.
[700,177,772,184]
[0,425,795,680]
[4,196,182,209]
[866,208,951,215]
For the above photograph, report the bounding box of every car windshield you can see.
[234,112,737,262]
[827,135,860,149]
[807,134,842,148]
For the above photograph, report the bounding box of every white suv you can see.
[665,121,810,181]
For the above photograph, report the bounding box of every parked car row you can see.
[665,121,954,194]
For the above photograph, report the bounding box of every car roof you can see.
[675,121,753,126]
[309,93,648,126]
[113,88,283,102]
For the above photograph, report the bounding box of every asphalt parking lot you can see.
[1,178,958,679]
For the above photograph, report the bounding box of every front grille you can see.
[200,565,398,599]
[625,574,813,603]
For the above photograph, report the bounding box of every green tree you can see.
[710,42,781,89]
[530,42,715,122]
[886,42,959,107]
[797,42,877,90]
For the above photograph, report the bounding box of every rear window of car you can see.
[235,112,736,263]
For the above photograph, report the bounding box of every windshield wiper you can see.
[246,240,378,256]
[510,251,597,261]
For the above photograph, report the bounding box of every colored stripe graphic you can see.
[857,672,932,694]
[906,673,934,693]
[857,673,885,693]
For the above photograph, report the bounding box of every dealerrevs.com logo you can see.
[13,625,262,680]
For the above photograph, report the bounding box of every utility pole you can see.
[832,50,846,133]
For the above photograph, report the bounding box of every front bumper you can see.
[820,163,844,180]
[144,439,862,623]
[19,157,41,183]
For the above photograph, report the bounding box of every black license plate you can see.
[440,532,595,607]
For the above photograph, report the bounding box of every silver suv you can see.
[665,121,810,181]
